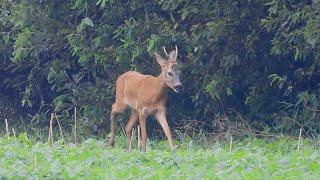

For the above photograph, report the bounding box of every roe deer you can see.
[107,46,182,151]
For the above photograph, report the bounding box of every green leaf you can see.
[181,10,189,21]
[294,48,300,60]
[96,0,107,8]
[3,33,10,44]
[227,88,232,96]
[77,17,94,32]
[82,17,94,27]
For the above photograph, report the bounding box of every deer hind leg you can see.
[138,111,148,152]
[107,103,126,147]
[125,109,138,151]
[155,109,174,149]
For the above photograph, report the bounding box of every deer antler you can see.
[163,46,169,58]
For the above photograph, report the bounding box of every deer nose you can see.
[174,84,183,93]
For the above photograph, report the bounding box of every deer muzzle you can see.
[173,84,182,93]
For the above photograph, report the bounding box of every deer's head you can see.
[154,46,182,93]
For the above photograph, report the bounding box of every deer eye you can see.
[168,72,173,76]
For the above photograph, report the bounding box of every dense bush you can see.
[0,0,319,136]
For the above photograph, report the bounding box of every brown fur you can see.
[107,46,181,151]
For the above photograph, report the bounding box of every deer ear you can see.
[154,52,168,68]
[168,50,177,63]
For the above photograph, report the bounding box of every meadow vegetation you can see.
[1,133,320,179]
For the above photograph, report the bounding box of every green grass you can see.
[0,134,320,179]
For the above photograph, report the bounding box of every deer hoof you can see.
[140,146,146,152]
[105,141,115,148]
[170,145,178,151]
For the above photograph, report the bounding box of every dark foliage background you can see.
[0,0,319,137]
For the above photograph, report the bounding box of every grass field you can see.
[0,134,320,179]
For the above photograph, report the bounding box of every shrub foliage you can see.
[0,0,319,136]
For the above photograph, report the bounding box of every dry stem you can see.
[5,119,10,138]
[54,113,64,142]
[298,128,302,151]
[137,125,141,149]
[74,107,77,144]
[48,113,54,144]
[229,136,233,153]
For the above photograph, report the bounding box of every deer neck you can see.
[144,72,167,108]
[156,72,169,91]
[150,72,168,101]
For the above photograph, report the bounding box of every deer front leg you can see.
[155,109,174,149]
[138,111,147,152]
